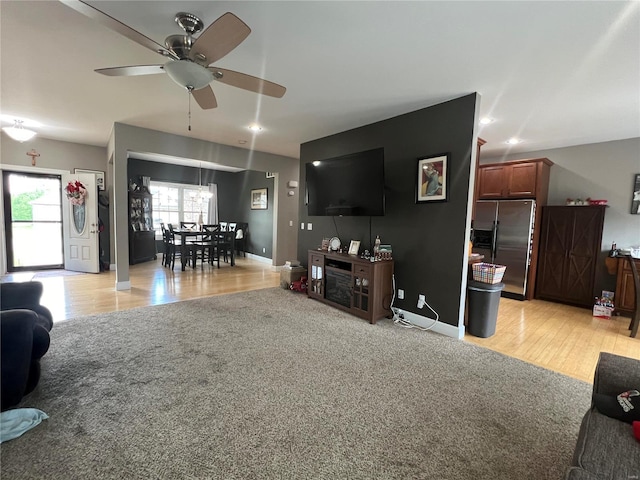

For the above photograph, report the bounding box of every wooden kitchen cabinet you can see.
[614,256,640,316]
[477,158,552,200]
[535,205,606,308]
[473,156,553,300]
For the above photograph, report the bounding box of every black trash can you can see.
[467,280,505,338]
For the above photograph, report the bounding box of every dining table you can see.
[173,228,236,271]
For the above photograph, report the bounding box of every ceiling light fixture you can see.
[506,137,521,145]
[2,120,37,142]
[480,117,494,125]
[248,124,262,132]
[164,60,213,91]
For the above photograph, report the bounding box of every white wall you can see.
[1,133,108,174]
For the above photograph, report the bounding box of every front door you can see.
[61,173,99,273]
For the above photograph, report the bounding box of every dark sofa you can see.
[0,281,53,410]
[565,352,640,479]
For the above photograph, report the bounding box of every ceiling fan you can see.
[59,1,286,111]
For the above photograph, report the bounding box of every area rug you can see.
[1,287,590,479]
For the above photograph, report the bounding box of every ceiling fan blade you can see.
[208,67,286,98]
[192,86,218,109]
[189,12,251,65]
[96,65,165,77]
[59,0,177,60]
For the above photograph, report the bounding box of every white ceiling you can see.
[1,1,638,161]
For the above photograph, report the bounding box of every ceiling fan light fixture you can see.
[164,60,213,90]
[2,120,37,142]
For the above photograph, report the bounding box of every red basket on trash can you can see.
[472,263,506,284]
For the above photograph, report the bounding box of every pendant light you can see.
[2,120,37,142]
[198,162,213,201]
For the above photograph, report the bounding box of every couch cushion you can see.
[573,408,640,477]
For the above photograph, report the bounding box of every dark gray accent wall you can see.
[298,94,478,327]
[127,159,274,258]
[223,171,276,258]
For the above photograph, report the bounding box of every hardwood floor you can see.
[3,258,638,383]
[465,297,639,383]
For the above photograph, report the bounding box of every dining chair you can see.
[219,222,228,232]
[622,254,639,338]
[192,224,220,268]
[234,222,248,257]
[180,221,198,230]
[160,223,168,267]
[167,223,193,269]
[163,228,179,270]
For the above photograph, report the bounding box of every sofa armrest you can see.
[593,352,640,396]
[1,310,37,411]
[0,281,44,311]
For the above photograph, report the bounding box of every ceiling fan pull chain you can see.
[188,87,192,131]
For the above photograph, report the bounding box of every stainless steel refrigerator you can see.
[472,200,536,299]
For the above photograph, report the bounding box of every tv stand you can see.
[307,250,394,324]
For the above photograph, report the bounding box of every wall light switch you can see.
[398,289,405,300]
[307,223,313,230]
[301,223,305,230]
[289,220,293,227]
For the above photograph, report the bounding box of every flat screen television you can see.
[305,148,385,216]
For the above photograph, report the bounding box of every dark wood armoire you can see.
[535,205,606,308]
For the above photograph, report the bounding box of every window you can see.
[150,181,210,238]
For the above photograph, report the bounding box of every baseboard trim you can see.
[245,253,272,265]
[115,280,131,291]
[393,308,463,339]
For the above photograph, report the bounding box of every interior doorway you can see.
[2,171,64,271]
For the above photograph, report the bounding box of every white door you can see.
[61,173,100,273]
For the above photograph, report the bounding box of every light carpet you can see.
[1,287,590,479]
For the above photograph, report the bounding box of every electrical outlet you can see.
[417,294,426,309]
[307,222,313,230]
[289,220,293,227]
[262,247,266,253]
[398,289,405,300]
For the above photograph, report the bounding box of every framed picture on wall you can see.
[416,153,449,203]
[632,173,640,215]
[75,168,105,191]
[251,188,268,210]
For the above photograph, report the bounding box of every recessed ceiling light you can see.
[480,117,494,125]
[506,137,521,145]
[248,124,262,132]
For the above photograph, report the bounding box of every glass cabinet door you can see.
[352,265,370,313]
